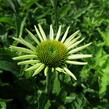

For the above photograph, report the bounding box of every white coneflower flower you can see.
[10,24,92,80]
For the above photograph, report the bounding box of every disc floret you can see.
[36,40,68,67]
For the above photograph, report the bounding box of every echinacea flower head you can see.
[10,24,92,80]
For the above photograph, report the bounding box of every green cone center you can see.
[36,40,68,67]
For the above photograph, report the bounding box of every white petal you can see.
[38,24,47,40]
[67,54,92,60]
[25,63,42,71]
[18,60,39,65]
[49,25,54,40]
[13,55,37,60]
[13,37,36,51]
[52,68,55,72]
[26,29,39,44]
[32,64,45,76]
[65,34,81,47]
[64,30,80,44]
[63,67,77,80]
[55,25,62,41]
[10,46,33,54]
[44,66,48,76]
[20,37,36,50]
[55,67,66,74]
[34,25,43,42]
[69,43,92,54]
[61,26,70,42]
[68,38,85,50]
[56,67,63,72]
[66,60,88,65]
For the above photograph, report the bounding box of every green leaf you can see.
[7,0,16,13]
[95,47,108,67]
[65,93,76,103]
[99,62,109,96]
[98,28,109,47]
[0,101,6,109]
[44,100,51,109]
[94,45,109,96]
[60,5,71,18]
[0,48,19,74]
[38,92,48,109]
[0,33,10,47]
[0,48,14,61]
[70,94,86,109]
[22,0,38,10]
[0,16,13,24]
[0,60,19,74]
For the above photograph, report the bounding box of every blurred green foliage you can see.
[0,0,109,109]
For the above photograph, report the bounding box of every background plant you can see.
[0,0,109,109]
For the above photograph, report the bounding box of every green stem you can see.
[45,68,55,97]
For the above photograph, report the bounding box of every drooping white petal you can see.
[34,25,43,42]
[66,60,88,65]
[26,29,39,44]
[68,38,85,50]
[63,67,77,80]
[67,54,92,60]
[65,34,81,47]
[25,63,42,71]
[18,60,39,65]
[55,67,67,74]
[64,30,80,44]
[61,26,70,42]
[69,43,92,54]
[44,66,48,76]
[52,68,55,72]
[32,64,45,76]
[49,25,54,40]
[13,37,36,51]
[56,25,62,41]
[38,24,47,40]
[10,46,33,54]
[13,55,37,60]
[56,67,63,72]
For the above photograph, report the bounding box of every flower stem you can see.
[45,68,55,96]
